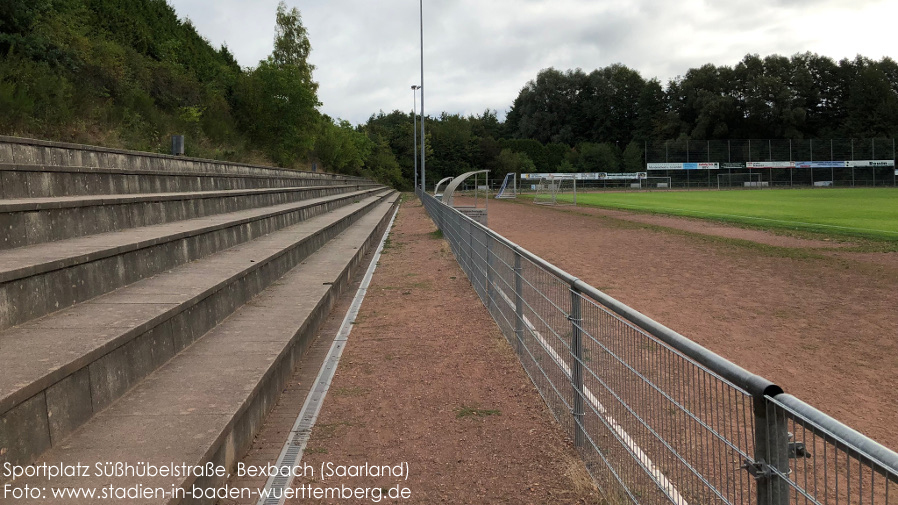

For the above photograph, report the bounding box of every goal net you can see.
[717,172,763,189]
[495,173,518,199]
[534,176,576,206]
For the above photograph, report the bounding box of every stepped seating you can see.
[0,184,375,248]
[0,141,398,502]
[0,162,356,199]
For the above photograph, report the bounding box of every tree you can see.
[575,142,620,171]
[501,138,550,171]
[635,78,666,140]
[845,59,898,138]
[270,2,314,86]
[362,134,404,188]
[506,68,577,144]
[495,149,535,175]
[314,117,372,174]
[622,141,644,172]
[233,2,320,166]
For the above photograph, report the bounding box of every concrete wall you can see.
[0,135,365,182]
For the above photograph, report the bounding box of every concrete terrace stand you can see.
[0,136,398,503]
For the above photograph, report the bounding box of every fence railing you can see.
[641,138,897,189]
[417,189,898,505]
[646,139,896,165]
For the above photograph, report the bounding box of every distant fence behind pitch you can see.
[641,139,896,189]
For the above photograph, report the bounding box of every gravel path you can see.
[285,197,602,504]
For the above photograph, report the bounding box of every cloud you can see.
[168,0,898,125]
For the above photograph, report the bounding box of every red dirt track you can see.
[286,198,602,504]
[486,198,898,451]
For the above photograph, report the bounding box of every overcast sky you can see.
[167,0,897,125]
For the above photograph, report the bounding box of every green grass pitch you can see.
[564,188,898,241]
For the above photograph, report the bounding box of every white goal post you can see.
[534,175,576,206]
[717,172,763,189]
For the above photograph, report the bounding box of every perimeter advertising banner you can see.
[794,161,846,168]
[792,160,896,168]
[845,160,895,168]
[520,172,603,180]
[646,162,720,170]
[746,161,795,169]
[520,172,648,180]
[653,160,896,170]
[602,172,648,180]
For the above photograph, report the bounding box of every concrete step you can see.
[0,183,376,248]
[0,188,386,331]
[0,163,366,199]
[0,191,398,474]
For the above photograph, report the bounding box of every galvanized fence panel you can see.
[417,190,898,505]
[641,138,897,188]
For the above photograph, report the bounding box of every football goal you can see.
[534,176,576,206]
[641,176,672,189]
[495,173,518,199]
[717,172,764,189]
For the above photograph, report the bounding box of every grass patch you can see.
[455,405,501,419]
[564,188,898,242]
[530,195,845,260]
[429,229,444,239]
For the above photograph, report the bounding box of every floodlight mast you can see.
[419,0,425,192]
[411,85,419,191]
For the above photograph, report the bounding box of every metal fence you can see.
[642,139,897,189]
[417,189,898,505]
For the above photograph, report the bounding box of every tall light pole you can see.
[411,85,419,191]
[419,0,425,192]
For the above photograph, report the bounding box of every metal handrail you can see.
[416,187,898,504]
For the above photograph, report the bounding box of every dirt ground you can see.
[485,198,898,451]
[269,197,603,504]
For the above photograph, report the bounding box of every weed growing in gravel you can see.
[455,406,501,419]
[429,229,443,239]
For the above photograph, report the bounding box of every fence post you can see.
[485,232,493,310]
[570,287,585,448]
[514,252,524,354]
[753,396,790,505]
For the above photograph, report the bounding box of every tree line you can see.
[379,54,898,188]
[3,0,896,189]
[510,55,898,143]
[0,0,403,185]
